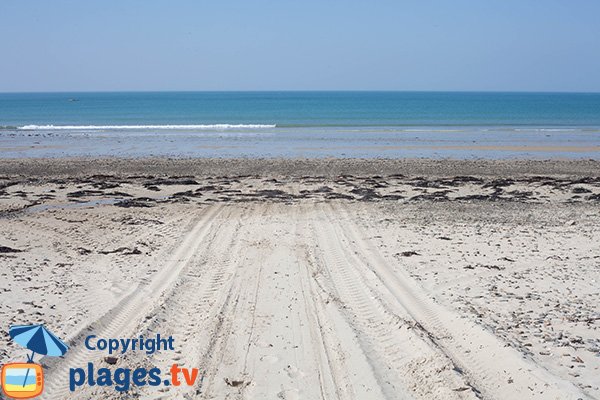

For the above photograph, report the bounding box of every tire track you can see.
[39,204,223,400]
[329,202,587,400]
[132,205,251,399]
[309,204,472,400]
[195,203,271,399]
[17,210,189,340]
[295,205,364,400]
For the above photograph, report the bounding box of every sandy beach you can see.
[3,0,600,398]
[0,158,599,399]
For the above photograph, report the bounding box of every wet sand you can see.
[1,157,600,178]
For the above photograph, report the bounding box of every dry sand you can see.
[0,158,599,399]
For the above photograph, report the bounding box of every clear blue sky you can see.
[1,0,599,92]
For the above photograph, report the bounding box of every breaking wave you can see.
[18,124,276,130]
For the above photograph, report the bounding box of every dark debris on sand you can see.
[0,246,22,253]
[114,198,156,208]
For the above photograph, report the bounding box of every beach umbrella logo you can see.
[1,324,68,399]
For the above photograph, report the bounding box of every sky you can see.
[0,0,599,92]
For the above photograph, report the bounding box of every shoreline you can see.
[2,157,600,178]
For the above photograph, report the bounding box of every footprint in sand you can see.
[277,387,300,400]
[284,364,305,379]
[259,355,279,364]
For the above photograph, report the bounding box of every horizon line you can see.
[1,89,600,95]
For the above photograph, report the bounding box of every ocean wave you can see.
[402,129,464,132]
[512,128,578,132]
[18,124,276,130]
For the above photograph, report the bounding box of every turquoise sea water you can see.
[1,92,599,158]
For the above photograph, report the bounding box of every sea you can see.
[1,91,599,158]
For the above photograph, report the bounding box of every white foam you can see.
[403,129,464,132]
[513,128,577,132]
[18,124,276,130]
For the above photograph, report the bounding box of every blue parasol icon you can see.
[9,324,69,387]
